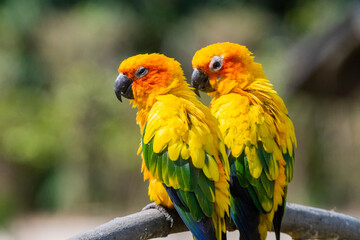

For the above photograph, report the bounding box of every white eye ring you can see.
[209,56,223,72]
[135,66,148,78]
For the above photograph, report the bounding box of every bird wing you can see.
[211,93,295,240]
[142,94,227,240]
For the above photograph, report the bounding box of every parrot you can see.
[114,53,230,240]
[190,42,296,240]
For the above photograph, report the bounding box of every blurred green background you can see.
[0,0,360,239]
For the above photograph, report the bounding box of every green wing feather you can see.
[233,151,273,213]
[258,143,279,181]
[283,151,294,182]
[232,145,275,214]
[234,142,294,215]
[142,124,215,220]
[233,105,294,214]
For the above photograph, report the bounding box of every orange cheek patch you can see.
[133,79,152,96]
[131,70,173,100]
[208,72,220,87]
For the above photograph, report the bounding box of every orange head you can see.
[115,53,187,108]
[191,42,266,96]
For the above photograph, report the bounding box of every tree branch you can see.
[69,203,360,240]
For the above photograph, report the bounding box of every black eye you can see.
[135,66,148,78]
[209,56,223,72]
[213,61,221,69]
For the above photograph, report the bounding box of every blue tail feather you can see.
[164,185,220,240]
[230,172,261,240]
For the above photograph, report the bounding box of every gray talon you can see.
[142,202,174,228]
[142,202,158,211]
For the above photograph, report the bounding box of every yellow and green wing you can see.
[142,95,229,240]
[212,94,296,240]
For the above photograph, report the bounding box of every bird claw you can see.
[142,202,174,228]
[142,202,158,211]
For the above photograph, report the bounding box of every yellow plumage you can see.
[117,53,230,240]
[191,42,296,240]
[211,83,295,239]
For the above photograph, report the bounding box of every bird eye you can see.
[209,56,223,72]
[135,66,148,78]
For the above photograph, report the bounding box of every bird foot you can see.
[142,202,174,228]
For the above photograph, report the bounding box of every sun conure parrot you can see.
[114,53,230,240]
[190,42,296,240]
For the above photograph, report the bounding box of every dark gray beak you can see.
[190,68,214,96]
[114,73,134,102]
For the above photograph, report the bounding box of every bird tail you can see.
[164,185,218,240]
[273,199,285,240]
[230,173,261,240]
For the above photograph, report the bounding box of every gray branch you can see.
[69,203,360,240]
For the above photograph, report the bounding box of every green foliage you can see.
[0,1,143,222]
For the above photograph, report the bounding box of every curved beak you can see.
[190,68,214,96]
[114,73,134,102]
